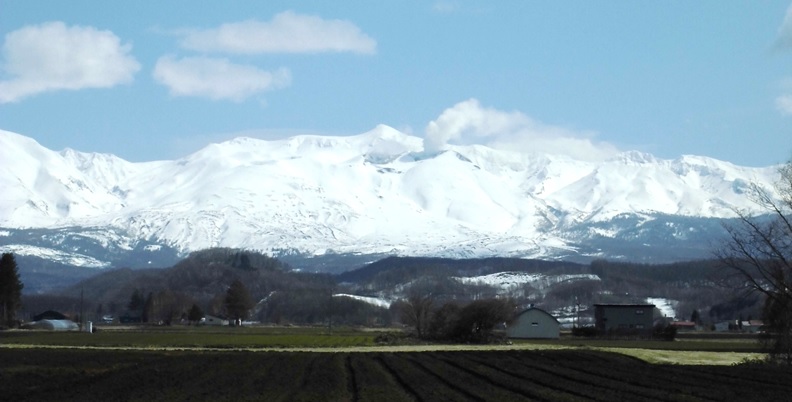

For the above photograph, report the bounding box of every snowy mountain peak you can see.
[611,150,657,165]
[0,127,783,266]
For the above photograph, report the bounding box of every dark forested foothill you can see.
[13,245,769,333]
[337,256,585,286]
[19,248,388,327]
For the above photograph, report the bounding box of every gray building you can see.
[506,307,560,339]
[594,304,655,333]
[203,315,229,326]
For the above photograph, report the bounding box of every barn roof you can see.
[514,307,560,323]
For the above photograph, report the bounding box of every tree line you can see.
[392,293,515,343]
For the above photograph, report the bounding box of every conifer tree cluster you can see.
[0,253,24,327]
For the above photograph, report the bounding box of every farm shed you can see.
[742,320,764,333]
[594,303,655,333]
[714,321,732,332]
[203,315,229,326]
[506,307,560,339]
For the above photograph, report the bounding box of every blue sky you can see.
[1,1,791,166]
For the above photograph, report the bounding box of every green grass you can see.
[508,336,766,365]
[0,325,378,348]
[597,347,764,365]
[512,337,764,353]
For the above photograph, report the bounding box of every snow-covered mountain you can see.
[0,126,782,271]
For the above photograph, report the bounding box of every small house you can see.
[594,303,655,333]
[203,315,229,326]
[506,307,560,339]
[742,320,764,333]
[670,321,697,332]
[713,321,731,332]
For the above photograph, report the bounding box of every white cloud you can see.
[0,21,140,103]
[153,56,291,102]
[776,4,792,49]
[178,11,376,54]
[433,1,458,13]
[777,94,792,115]
[424,99,620,161]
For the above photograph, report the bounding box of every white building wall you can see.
[506,308,560,339]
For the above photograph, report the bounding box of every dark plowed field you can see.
[1,349,789,401]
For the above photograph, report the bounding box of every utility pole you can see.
[79,288,84,331]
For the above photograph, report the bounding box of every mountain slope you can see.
[0,126,782,275]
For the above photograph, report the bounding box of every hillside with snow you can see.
[0,126,782,273]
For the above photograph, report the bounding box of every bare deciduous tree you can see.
[718,160,792,364]
[399,292,434,338]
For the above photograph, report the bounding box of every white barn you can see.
[506,307,560,339]
[203,315,229,326]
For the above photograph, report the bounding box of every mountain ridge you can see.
[0,126,782,274]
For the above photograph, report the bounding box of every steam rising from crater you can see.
[423,98,620,162]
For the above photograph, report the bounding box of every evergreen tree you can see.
[188,304,204,324]
[224,280,254,321]
[128,289,144,316]
[142,292,154,323]
[0,253,23,327]
[690,309,701,324]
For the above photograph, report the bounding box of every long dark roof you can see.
[593,303,655,307]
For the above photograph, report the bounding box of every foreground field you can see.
[1,348,790,401]
[0,326,767,365]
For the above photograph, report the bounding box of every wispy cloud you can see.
[0,21,140,103]
[776,4,792,50]
[153,56,291,102]
[433,1,458,13]
[177,11,376,54]
[424,99,619,161]
[777,94,792,115]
